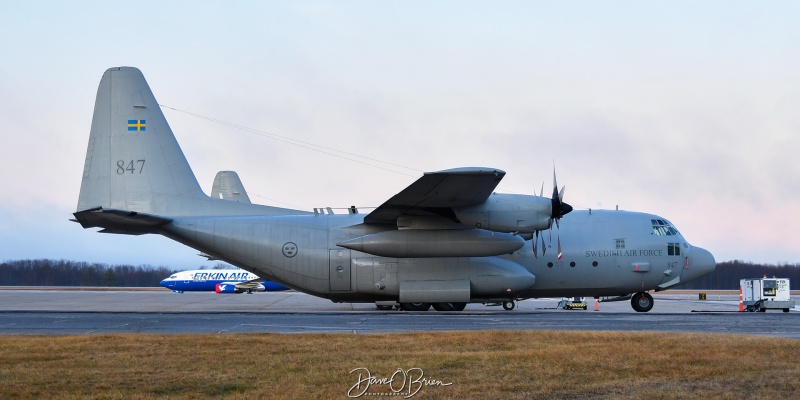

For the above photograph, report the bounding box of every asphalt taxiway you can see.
[0,290,797,337]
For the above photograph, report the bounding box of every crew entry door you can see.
[329,249,352,291]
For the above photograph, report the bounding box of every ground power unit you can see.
[740,278,794,312]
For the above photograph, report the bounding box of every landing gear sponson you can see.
[377,294,657,312]
[376,301,519,311]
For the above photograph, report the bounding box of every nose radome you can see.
[686,246,716,283]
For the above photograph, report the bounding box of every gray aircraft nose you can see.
[684,246,716,283]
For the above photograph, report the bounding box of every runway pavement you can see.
[0,289,798,337]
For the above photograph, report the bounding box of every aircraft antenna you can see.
[160,105,422,178]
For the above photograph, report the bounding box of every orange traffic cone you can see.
[594,297,599,311]
[739,284,744,312]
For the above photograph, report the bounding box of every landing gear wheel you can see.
[376,305,393,311]
[502,301,515,311]
[432,302,467,311]
[630,292,654,312]
[401,303,431,311]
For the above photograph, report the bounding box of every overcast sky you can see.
[1,1,798,268]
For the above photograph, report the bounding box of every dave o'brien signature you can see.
[348,367,453,398]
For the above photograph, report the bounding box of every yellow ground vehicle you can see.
[558,297,587,310]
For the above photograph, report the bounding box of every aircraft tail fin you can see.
[210,171,252,204]
[77,67,206,215]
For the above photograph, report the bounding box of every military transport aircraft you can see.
[73,67,716,312]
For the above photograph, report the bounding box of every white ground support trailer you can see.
[740,278,794,312]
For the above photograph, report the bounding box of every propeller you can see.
[533,229,545,258]
[533,169,573,259]
[533,182,544,258]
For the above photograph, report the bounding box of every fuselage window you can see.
[616,239,625,249]
[667,243,681,256]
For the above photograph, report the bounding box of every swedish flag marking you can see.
[127,119,146,131]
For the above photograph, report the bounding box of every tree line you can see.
[679,260,800,290]
[1,258,798,289]
[0,259,225,287]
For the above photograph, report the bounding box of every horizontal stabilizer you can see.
[72,207,172,235]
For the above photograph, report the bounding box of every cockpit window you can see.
[651,219,679,236]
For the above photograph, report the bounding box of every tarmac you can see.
[0,289,798,337]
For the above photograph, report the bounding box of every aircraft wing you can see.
[364,167,505,225]
[230,278,265,291]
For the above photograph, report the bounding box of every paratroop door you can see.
[329,249,351,291]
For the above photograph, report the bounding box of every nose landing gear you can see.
[631,292,654,312]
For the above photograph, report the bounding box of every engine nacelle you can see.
[453,193,552,233]
[262,281,289,292]
[338,228,525,258]
[215,282,267,293]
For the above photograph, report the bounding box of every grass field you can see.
[1,331,798,399]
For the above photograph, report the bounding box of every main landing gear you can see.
[375,300,519,312]
[432,302,467,311]
[401,302,468,311]
[376,303,469,311]
[631,292,654,312]
[402,303,432,311]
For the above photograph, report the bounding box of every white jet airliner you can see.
[160,270,289,293]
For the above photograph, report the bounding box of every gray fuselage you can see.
[160,209,715,303]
